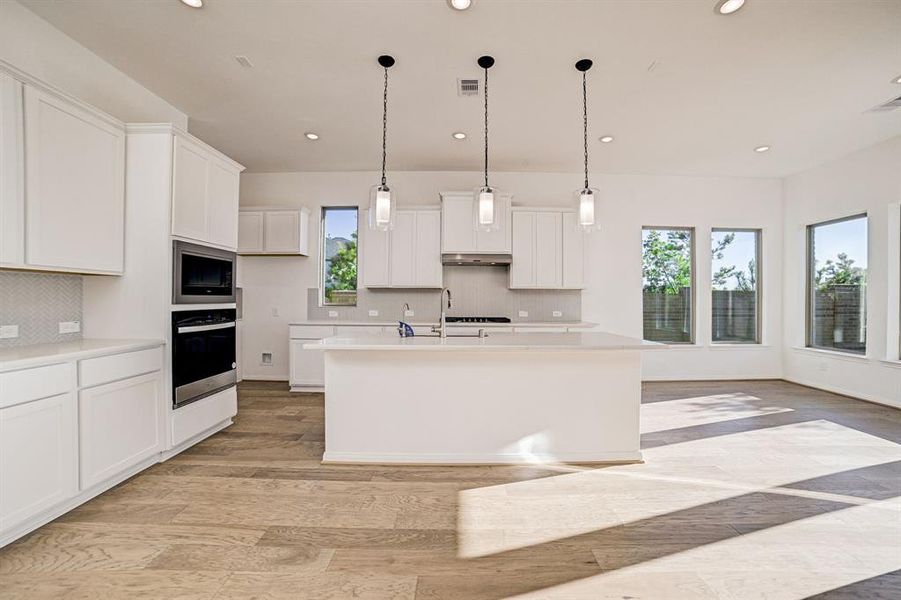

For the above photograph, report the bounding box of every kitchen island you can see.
[305,332,664,465]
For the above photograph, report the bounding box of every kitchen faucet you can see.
[432,287,452,338]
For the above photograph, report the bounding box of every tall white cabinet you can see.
[510,208,585,289]
[0,66,125,275]
[361,207,442,288]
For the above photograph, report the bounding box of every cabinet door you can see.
[23,86,125,273]
[510,211,535,288]
[441,195,476,253]
[207,160,240,249]
[298,208,310,256]
[171,135,210,242]
[389,211,416,287]
[535,212,562,288]
[264,211,300,253]
[562,212,585,289]
[414,210,442,287]
[0,392,77,533]
[476,196,511,253]
[78,372,162,490]
[290,340,324,387]
[238,211,265,253]
[360,209,390,287]
[0,73,24,266]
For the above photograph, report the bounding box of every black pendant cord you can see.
[483,65,489,189]
[582,70,589,190]
[381,65,388,187]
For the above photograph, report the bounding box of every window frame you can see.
[641,225,697,345]
[710,227,762,345]
[805,212,868,355]
[319,206,359,307]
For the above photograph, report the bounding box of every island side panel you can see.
[322,349,642,464]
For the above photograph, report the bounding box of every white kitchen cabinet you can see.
[237,208,310,255]
[510,211,536,288]
[440,191,512,254]
[535,212,562,287]
[0,392,77,535]
[362,208,442,288]
[171,132,243,250]
[21,84,125,274]
[510,209,575,289]
[561,212,586,289]
[290,339,325,390]
[78,371,162,489]
[0,73,24,266]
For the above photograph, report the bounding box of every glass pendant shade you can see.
[474,186,499,231]
[369,184,396,231]
[574,187,601,232]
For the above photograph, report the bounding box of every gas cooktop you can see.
[444,317,512,324]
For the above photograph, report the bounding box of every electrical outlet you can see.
[328,310,338,318]
[261,352,273,365]
[518,310,528,318]
[58,321,80,334]
[818,361,827,372]
[552,311,563,318]
[0,325,19,339]
[271,307,280,318]
[404,309,414,317]
[368,310,379,317]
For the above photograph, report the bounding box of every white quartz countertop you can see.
[291,320,597,328]
[0,339,165,372]
[305,332,663,352]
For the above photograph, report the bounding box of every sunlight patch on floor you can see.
[457,419,901,558]
[641,393,793,434]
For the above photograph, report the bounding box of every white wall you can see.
[782,136,901,408]
[0,1,187,127]
[239,171,784,381]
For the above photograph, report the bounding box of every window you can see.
[711,229,761,343]
[642,227,694,343]
[807,214,867,354]
[321,207,358,306]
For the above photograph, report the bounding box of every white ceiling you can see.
[20,0,901,177]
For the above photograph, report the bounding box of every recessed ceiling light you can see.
[305,132,319,141]
[754,145,770,153]
[714,0,745,15]
[599,135,614,143]
[452,132,467,140]
[447,0,472,10]
[893,75,901,84]
[180,0,203,8]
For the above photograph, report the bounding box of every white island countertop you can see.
[0,339,165,372]
[305,331,663,352]
[291,320,597,328]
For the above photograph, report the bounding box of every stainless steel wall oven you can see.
[171,308,236,409]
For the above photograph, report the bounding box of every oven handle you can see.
[177,322,236,334]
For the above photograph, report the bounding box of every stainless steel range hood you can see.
[441,253,512,266]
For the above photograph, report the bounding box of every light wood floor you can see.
[1,380,899,599]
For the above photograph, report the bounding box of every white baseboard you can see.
[241,373,288,382]
[782,376,900,409]
[291,385,324,393]
[321,450,642,466]
[160,418,233,461]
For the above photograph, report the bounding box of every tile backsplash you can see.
[307,266,581,323]
[0,271,83,348]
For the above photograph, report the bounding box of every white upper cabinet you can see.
[171,132,243,250]
[0,78,126,274]
[237,207,310,255]
[440,192,512,254]
[510,209,581,289]
[361,208,442,288]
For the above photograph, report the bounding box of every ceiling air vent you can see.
[458,78,479,96]
[867,95,901,113]
[235,55,254,68]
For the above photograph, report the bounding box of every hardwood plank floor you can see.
[1,379,898,599]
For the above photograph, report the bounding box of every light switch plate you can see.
[0,325,19,339]
[404,309,414,317]
[552,311,563,318]
[59,321,80,334]
[368,310,379,317]
[328,310,338,318]
[518,310,528,318]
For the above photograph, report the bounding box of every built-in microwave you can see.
[173,241,236,304]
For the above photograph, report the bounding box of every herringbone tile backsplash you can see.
[0,272,83,348]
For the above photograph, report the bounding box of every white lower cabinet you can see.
[78,372,162,489]
[0,392,77,535]
[290,339,325,389]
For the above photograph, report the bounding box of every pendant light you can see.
[574,58,600,232]
[474,55,499,231]
[370,55,397,230]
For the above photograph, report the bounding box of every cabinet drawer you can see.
[79,346,163,389]
[289,325,335,339]
[334,326,385,336]
[0,363,75,409]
